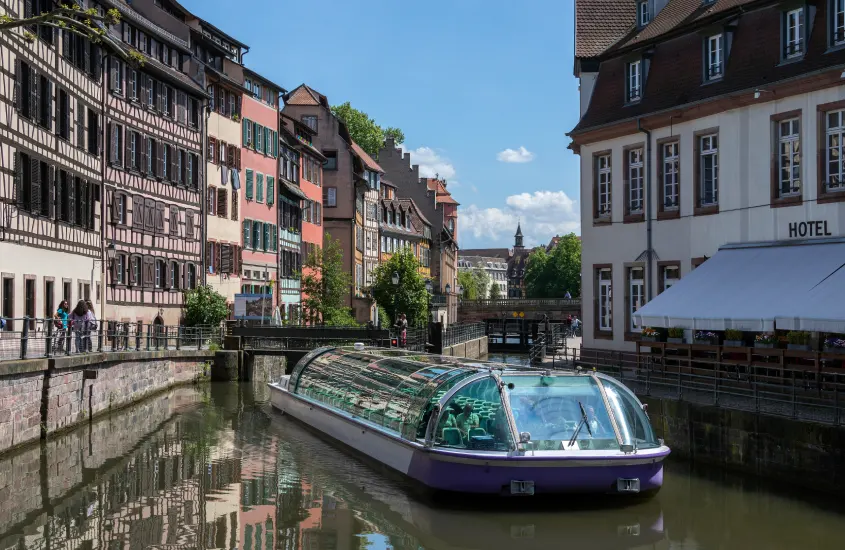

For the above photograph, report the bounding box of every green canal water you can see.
[0,378,844,550]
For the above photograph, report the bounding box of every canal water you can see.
[1,379,844,549]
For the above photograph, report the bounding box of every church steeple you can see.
[514,222,524,249]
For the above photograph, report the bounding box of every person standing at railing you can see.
[398,314,408,347]
[54,300,70,352]
[84,300,97,352]
[69,300,94,354]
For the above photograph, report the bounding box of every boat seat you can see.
[469,427,486,438]
[442,428,463,447]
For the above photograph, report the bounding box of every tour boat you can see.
[268,347,670,496]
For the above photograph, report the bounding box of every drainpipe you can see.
[201,98,209,286]
[638,118,654,301]
[99,53,111,323]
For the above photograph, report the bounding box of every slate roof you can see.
[460,248,511,260]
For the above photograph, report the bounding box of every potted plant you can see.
[232,113,240,122]
[641,327,660,342]
[824,336,845,354]
[786,331,811,351]
[724,329,744,347]
[667,327,685,344]
[694,331,717,345]
[755,333,776,349]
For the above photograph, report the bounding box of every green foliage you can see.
[525,233,582,298]
[489,282,502,299]
[668,327,685,338]
[300,234,357,326]
[377,304,392,328]
[330,102,404,156]
[725,329,743,341]
[371,248,428,327]
[183,285,229,327]
[458,264,491,300]
[786,331,810,345]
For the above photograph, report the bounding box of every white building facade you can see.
[458,256,508,298]
[572,0,845,351]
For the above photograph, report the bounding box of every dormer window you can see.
[705,34,724,81]
[784,8,805,59]
[833,0,845,46]
[638,1,650,26]
[626,60,642,103]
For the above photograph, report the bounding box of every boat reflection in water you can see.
[275,408,668,550]
[269,347,670,497]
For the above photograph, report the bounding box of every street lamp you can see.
[106,243,116,261]
[445,283,451,295]
[94,243,117,322]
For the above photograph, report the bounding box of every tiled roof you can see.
[575,0,635,58]
[460,248,510,260]
[286,84,322,106]
[350,141,384,173]
[572,1,845,134]
[422,177,459,206]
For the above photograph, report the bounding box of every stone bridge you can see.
[458,298,581,322]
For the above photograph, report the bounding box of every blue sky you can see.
[181,0,582,249]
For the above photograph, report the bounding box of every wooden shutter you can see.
[186,211,195,240]
[243,118,249,146]
[236,148,241,169]
[13,153,23,207]
[267,177,274,206]
[227,144,235,167]
[231,190,238,221]
[170,206,179,236]
[76,101,85,148]
[67,176,76,225]
[30,68,38,123]
[80,180,89,228]
[221,245,232,274]
[61,92,69,138]
[131,194,142,228]
[191,153,199,188]
[47,166,56,219]
[143,256,154,288]
[157,141,165,178]
[30,157,41,215]
[144,198,155,232]
[245,169,253,200]
[110,190,119,224]
[233,245,241,276]
[44,80,52,131]
[140,134,148,175]
[256,173,263,203]
[155,202,165,233]
[217,188,227,217]
[168,145,176,182]
[124,127,132,170]
[92,44,102,80]
[13,60,21,112]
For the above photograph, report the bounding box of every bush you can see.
[183,285,229,327]
[725,329,743,341]
[668,327,684,338]
[786,331,810,345]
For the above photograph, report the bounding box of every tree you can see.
[183,285,229,327]
[489,282,502,299]
[525,233,582,298]
[371,248,428,327]
[300,234,357,326]
[331,102,404,157]
[0,5,145,66]
[458,270,478,300]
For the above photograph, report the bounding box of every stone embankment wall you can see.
[0,351,214,454]
[642,395,845,495]
[442,337,488,359]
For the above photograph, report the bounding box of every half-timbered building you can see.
[101,0,206,325]
[1,0,105,328]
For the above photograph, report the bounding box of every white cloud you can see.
[496,146,535,163]
[460,191,580,247]
[400,146,456,180]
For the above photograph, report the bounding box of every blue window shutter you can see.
[245,169,254,199]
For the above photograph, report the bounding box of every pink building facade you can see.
[239,71,281,310]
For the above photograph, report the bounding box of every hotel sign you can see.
[787,220,833,239]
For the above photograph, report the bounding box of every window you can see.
[25,279,35,329]
[116,254,127,285]
[323,150,338,170]
[44,279,54,318]
[660,264,680,294]
[129,131,138,170]
[18,61,34,120]
[627,267,645,333]
[834,0,845,46]
[217,188,227,217]
[325,187,337,207]
[626,60,642,102]
[597,268,612,332]
[146,76,155,108]
[253,220,262,251]
[169,262,180,290]
[626,148,644,215]
[638,1,650,26]
[116,193,126,225]
[662,141,680,210]
[57,89,70,140]
[187,264,196,289]
[698,134,718,207]
[778,118,801,197]
[826,109,845,192]
[784,8,804,58]
[130,69,138,100]
[37,75,51,130]
[302,115,317,132]
[705,34,723,81]
[595,153,611,219]
[110,123,123,166]
[155,259,164,288]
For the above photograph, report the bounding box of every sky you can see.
[180,0,582,249]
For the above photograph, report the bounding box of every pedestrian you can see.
[54,300,70,352]
[84,300,97,352]
[68,300,93,353]
[398,313,408,347]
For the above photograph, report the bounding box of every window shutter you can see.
[68,177,76,225]
[245,169,254,199]
[92,44,102,81]
[169,145,177,182]
[13,153,23,207]
[236,148,241,169]
[30,157,41,215]
[256,173,263,202]
[169,206,178,236]
[243,118,249,146]
[144,198,155,232]
[30,68,38,123]
[217,188,227,217]
[13,60,21,112]
[47,166,56,219]
[272,225,278,252]
[322,187,328,205]
[227,145,235,167]
[263,222,270,252]
[82,180,90,228]
[155,202,165,233]
[231,190,238,221]
[109,57,117,92]
[206,242,213,273]
[186,210,195,240]
[192,153,199,189]
[267,177,275,206]
[76,102,85,148]
[133,195,144,228]
[253,121,260,150]
[143,256,154,288]
[316,202,321,225]
[124,127,132,170]
[45,80,52,131]
[110,190,119,224]
[264,127,270,155]
[243,220,251,249]
[140,135,148,175]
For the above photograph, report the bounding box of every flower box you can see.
[641,336,659,342]
[787,344,810,351]
[825,347,845,355]
[667,337,685,344]
[694,339,716,345]
[755,343,774,349]
[724,340,744,347]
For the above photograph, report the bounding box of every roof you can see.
[572,1,845,134]
[422,177,460,206]
[280,126,325,161]
[460,248,510,260]
[459,256,508,269]
[194,16,249,49]
[575,0,635,59]
[285,84,326,107]
[400,198,432,227]
[243,67,287,95]
[515,223,523,237]
[350,141,384,173]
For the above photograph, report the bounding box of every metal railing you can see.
[459,298,581,310]
[0,317,222,361]
[579,348,845,425]
[442,322,486,348]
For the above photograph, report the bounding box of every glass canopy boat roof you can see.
[288,347,660,453]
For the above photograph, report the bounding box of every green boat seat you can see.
[443,428,463,447]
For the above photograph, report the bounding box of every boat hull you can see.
[269,383,668,496]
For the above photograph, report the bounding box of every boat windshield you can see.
[432,375,514,452]
[599,376,660,449]
[503,374,620,451]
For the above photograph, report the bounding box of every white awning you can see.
[633,240,845,332]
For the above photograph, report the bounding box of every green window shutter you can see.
[253,121,260,150]
[267,176,274,205]
[243,219,250,248]
[273,131,279,157]
[253,220,261,250]
[245,169,254,200]
[265,127,271,156]
[273,225,278,252]
[256,173,264,203]
[243,118,249,146]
